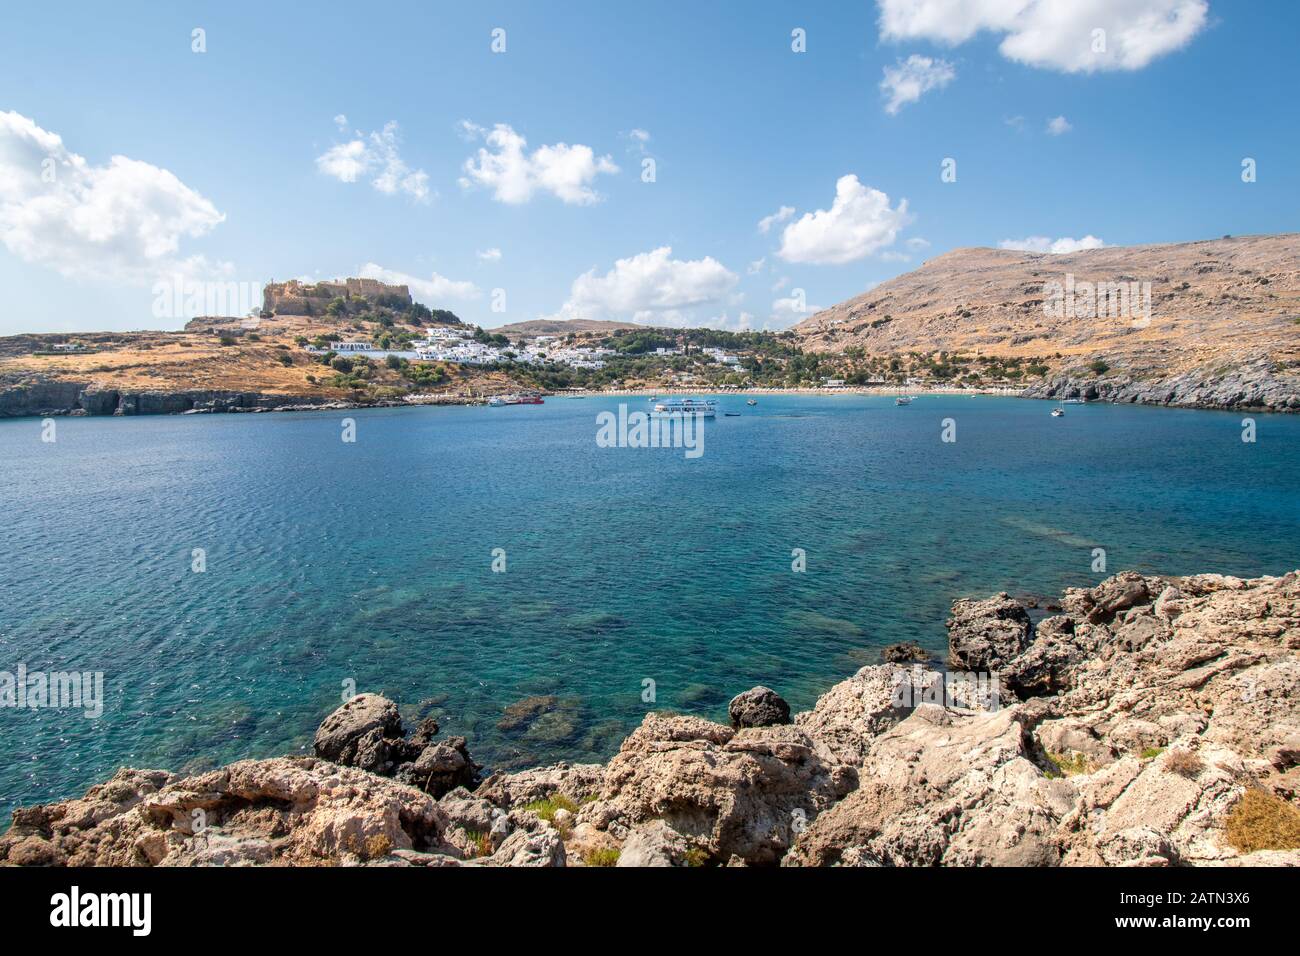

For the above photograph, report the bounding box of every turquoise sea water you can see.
[1,394,1297,814]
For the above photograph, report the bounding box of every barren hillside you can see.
[0,314,520,417]
[795,233,1300,410]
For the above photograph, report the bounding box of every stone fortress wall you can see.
[263,278,413,315]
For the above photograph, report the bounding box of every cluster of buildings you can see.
[303,327,613,369]
[653,346,740,365]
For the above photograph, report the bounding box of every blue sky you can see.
[1,0,1296,335]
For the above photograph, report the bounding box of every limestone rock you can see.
[728,686,792,728]
[794,665,913,765]
[946,592,1032,671]
[0,757,448,867]
[587,714,852,865]
[786,704,1075,866]
[313,694,404,772]
[615,819,692,867]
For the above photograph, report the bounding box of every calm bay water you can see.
[1,394,1297,813]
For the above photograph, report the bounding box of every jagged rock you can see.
[881,641,933,663]
[728,686,792,728]
[794,665,913,765]
[946,592,1032,671]
[488,824,566,867]
[313,694,404,772]
[0,757,449,867]
[476,762,605,810]
[1001,615,1086,698]
[616,820,692,867]
[584,714,852,865]
[786,705,1075,866]
[394,737,479,798]
[314,694,479,794]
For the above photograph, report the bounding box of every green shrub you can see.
[1046,751,1091,777]
[583,848,620,867]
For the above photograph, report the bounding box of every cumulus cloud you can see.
[0,110,226,284]
[316,120,430,202]
[747,257,766,275]
[777,175,912,265]
[877,0,1209,73]
[556,246,738,323]
[459,122,618,205]
[771,294,825,327]
[1047,115,1072,135]
[757,205,795,234]
[881,54,956,114]
[359,262,480,301]
[477,247,502,262]
[999,235,1105,254]
[656,310,762,331]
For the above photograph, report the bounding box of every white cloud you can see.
[757,205,795,234]
[777,175,912,265]
[877,0,1209,73]
[906,236,932,250]
[1047,115,1072,135]
[771,295,825,327]
[747,257,766,275]
[556,246,738,323]
[333,114,349,131]
[0,110,226,284]
[477,247,502,262]
[624,128,652,155]
[358,262,480,301]
[459,122,618,205]
[880,55,956,114]
[316,121,430,202]
[999,235,1105,254]
[657,310,762,331]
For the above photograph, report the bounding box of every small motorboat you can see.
[1051,407,1065,417]
[895,396,913,406]
[724,412,742,417]
[746,399,757,406]
[1063,398,1086,405]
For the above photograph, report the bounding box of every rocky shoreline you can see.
[1022,362,1300,413]
[3,570,1298,867]
[0,380,477,418]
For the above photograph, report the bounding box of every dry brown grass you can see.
[1164,748,1204,779]
[1225,789,1300,854]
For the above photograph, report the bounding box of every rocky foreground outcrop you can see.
[4,570,1298,867]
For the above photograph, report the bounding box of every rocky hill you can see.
[0,314,521,418]
[4,569,1297,867]
[795,233,1300,411]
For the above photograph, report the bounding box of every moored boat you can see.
[652,397,717,418]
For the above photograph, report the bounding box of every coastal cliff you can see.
[3,569,1298,867]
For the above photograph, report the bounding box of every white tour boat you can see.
[652,397,717,418]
